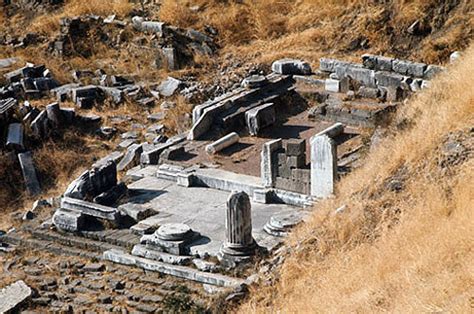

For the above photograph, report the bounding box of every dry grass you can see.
[240,44,474,312]
[28,0,133,34]
[158,0,473,64]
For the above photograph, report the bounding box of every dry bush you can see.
[241,43,474,312]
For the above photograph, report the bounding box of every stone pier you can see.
[310,123,344,198]
[220,191,256,262]
[261,139,282,188]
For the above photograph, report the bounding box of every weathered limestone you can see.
[64,170,91,199]
[132,16,166,35]
[220,191,256,262]
[157,77,182,97]
[0,280,32,313]
[261,139,282,188]
[131,244,192,265]
[271,59,311,75]
[361,54,394,72]
[245,103,276,136]
[52,208,85,232]
[205,132,240,155]
[140,223,195,255]
[118,143,143,171]
[6,123,24,150]
[161,47,177,70]
[61,196,121,222]
[392,59,426,77]
[189,74,294,140]
[65,161,118,200]
[45,102,63,127]
[450,51,462,64]
[310,123,344,198]
[325,78,349,93]
[241,75,268,89]
[103,249,245,287]
[264,212,304,237]
[118,203,155,222]
[423,65,445,79]
[30,109,48,138]
[18,151,41,196]
[192,168,263,197]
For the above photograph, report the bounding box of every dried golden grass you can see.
[241,43,474,313]
[29,0,133,34]
[158,0,472,65]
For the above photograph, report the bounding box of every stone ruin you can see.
[0,53,446,304]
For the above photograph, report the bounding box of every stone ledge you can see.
[103,249,245,287]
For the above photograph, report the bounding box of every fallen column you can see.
[205,132,239,155]
[219,191,256,263]
[18,151,41,196]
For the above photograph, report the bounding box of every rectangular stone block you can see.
[253,189,273,204]
[118,203,155,222]
[52,208,85,232]
[18,151,41,196]
[261,139,282,188]
[287,155,305,168]
[245,102,276,136]
[285,139,306,156]
[6,123,24,150]
[0,280,32,313]
[392,59,427,77]
[61,197,120,222]
[310,134,337,198]
[277,152,287,165]
[375,71,404,88]
[278,164,291,179]
[325,78,340,93]
[292,168,311,183]
[118,143,143,171]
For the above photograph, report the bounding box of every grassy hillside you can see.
[241,44,474,312]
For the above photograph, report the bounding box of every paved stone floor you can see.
[128,175,309,257]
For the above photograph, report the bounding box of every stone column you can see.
[220,191,256,262]
[261,139,282,188]
[310,134,337,198]
[205,132,239,155]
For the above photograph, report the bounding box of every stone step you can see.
[28,228,120,253]
[2,232,101,259]
[79,229,140,249]
[131,244,192,265]
[61,197,120,222]
[104,249,246,288]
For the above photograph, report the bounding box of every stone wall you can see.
[274,139,311,195]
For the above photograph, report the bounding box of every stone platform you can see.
[127,175,309,258]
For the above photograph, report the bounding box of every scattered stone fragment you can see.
[18,151,41,196]
[157,77,182,97]
[272,59,311,75]
[0,280,32,313]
